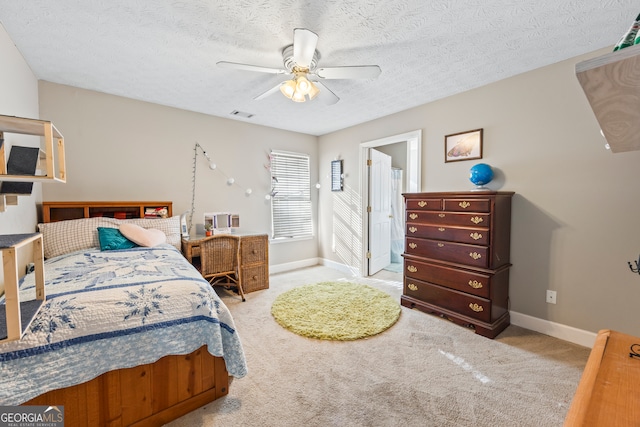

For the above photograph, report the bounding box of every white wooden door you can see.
[368,148,392,275]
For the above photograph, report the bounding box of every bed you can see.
[0,215,247,426]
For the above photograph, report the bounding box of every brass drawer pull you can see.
[470,216,483,224]
[469,252,482,260]
[438,213,446,218]
[459,201,470,209]
[407,283,418,291]
[409,213,418,220]
[468,280,483,289]
[437,243,445,247]
[438,227,445,232]
[407,265,417,273]
[470,232,482,240]
[408,242,417,249]
[418,201,427,207]
[469,303,484,312]
[409,226,417,233]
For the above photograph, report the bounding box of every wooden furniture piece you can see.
[25,345,229,427]
[0,233,45,342]
[401,191,514,338]
[0,114,66,212]
[576,44,640,153]
[42,200,173,222]
[199,234,245,301]
[182,232,269,294]
[23,200,232,425]
[565,329,640,426]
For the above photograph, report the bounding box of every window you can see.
[270,150,313,240]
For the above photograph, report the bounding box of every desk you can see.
[564,329,640,426]
[182,232,269,293]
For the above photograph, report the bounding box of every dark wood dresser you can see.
[401,191,514,338]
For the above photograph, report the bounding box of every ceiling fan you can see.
[217,28,381,105]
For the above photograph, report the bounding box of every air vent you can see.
[230,110,254,119]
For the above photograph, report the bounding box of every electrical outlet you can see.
[546,290,557,304]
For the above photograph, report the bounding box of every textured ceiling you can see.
[0,1,638,136]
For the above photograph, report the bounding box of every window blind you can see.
[270,150,313,239]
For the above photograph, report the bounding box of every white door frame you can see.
[360,130,422,276]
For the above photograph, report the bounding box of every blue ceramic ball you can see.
[469,163,494,186]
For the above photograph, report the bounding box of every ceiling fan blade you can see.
[254,82,284,101]
[293,28,318,68]
[217,61,287,75]
[313,81,340,105]
[316,65,381,80]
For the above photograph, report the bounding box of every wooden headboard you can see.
[41,201,173,223]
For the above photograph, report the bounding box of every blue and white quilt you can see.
[0,244,247,405]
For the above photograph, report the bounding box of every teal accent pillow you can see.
[97,227,138,251]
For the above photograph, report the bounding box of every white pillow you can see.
[119,223,166,247]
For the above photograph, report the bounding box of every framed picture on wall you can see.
[445,128,483,163]
[331,159,344,191]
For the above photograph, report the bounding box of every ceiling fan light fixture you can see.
[308,81,320,100]
[280,80,296,99]
[295,74,312,95]
[291,90,306,102]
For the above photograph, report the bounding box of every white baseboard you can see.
[318,258,361,275]
[270,258,360,276]
[510,311,597,348]
[269,258,320,274]
[270,259,597,348]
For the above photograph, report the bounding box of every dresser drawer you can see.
[406,198,442,211]
[409,211,490,227]
[240,264,269,293]
[403,277,491,323]
[405,237,488,268]
[405,223,489,245]
[240,235,267,264]
[443,198,491,213]
[403,258,491,298]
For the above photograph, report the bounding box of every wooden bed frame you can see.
[20,201,232,426]
[26,346,229,426]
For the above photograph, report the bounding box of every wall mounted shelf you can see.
[0,233,45,342]
[0,114,66,182]
[0,114,66,211]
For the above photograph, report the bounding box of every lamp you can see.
[296,74,311,95]
[279,68,320,103]
[291,90,306,103]
[279,80,296,99]
[308,81,320,100]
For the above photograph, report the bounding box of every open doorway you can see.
[360,130,422,277]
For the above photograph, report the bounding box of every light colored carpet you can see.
[271,281,401,340]
[166,265,591,427]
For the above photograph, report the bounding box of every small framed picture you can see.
[445,128,483,163]
[331,159,344,192]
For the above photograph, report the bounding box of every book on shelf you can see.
[144,207,168,218]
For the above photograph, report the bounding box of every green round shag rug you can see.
[271,281,401,341]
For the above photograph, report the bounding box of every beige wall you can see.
[0,24,41,234]
[38,82,319,267]
[0,24,41,294]
[318,48,640,337]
